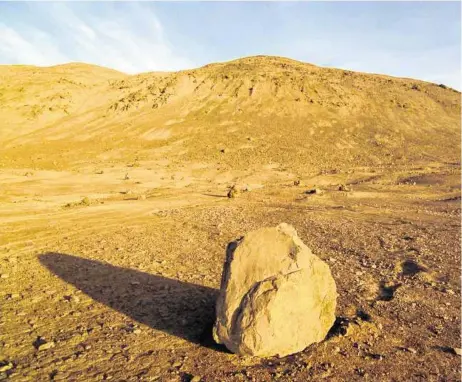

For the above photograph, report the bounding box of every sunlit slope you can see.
[1,56,460,172]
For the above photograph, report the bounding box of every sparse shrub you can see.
[411,84,419,91]
[81,197,91,206]
[438,84,447,89]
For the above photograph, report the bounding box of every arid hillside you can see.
[1,56,460,172]
[0,56,460,381]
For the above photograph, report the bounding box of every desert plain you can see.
[0,56,460,381]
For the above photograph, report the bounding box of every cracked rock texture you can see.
[213,223,337,357]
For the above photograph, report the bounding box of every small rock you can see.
[39,342,55,351]
[293,180,301,186]
[190,377,201,382]
[133,329,141,334]
[0,274,9,279]
[453,348,462,356]
[304,188,322,195]
[0,362,13,373]
[227,185,239,198]
[338,184,351,192]
[33,337,55,351]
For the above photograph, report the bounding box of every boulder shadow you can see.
[39,252,224,350]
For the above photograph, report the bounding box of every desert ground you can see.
[0,56,460,381]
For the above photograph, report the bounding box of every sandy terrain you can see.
[0,56,460,381]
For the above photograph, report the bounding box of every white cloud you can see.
[0,3,195,73]
[0,23,69,66]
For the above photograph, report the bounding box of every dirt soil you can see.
[0,56,460,381]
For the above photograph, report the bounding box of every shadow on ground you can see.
[39,252,223,350]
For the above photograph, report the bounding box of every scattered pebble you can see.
[0,362,13,373]
[39,341,55,351]
[227,185,239,198]
[33,337,55,351]
[304,188,322,195]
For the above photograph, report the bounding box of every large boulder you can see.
[213,223,337,357]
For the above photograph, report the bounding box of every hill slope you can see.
[1,56,460,173]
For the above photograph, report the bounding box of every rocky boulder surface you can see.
[213,223,338,357]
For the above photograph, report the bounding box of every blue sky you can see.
[0,2,460,89]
